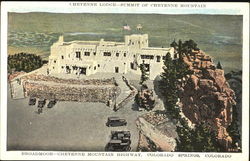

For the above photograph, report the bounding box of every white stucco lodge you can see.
[48,34,175,79]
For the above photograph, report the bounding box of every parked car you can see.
[111,131,131,140]
[37,99,46,108]
[47,99,57,108]
[105,139,131,151]
[106,117,127,127]
[29,97,36,106]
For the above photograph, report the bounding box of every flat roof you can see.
[142,47,171,51]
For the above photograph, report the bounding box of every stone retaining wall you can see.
[22,74,116,85]
[23,81,119,103]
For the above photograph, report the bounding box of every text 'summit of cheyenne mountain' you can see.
[70,2,206,8]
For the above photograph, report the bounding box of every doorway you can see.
[79,67,86,75]
[115,67,119,73]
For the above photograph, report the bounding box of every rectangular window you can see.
[93,52,96,56]
[72,66,78,70]
[156,56,161,62]
[103,52,111,56]
[54,60,56,63]
[76,51,81,58]
[115,67,119,73]
[84,52,90,56]
[130,62,134,69]
[124,53,126,57]
[61,56,64,59]
[116,53,119,57]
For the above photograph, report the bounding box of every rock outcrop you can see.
[178,50,236,150]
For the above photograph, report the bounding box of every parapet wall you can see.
[23,82,119,103]
[9,73,120,103]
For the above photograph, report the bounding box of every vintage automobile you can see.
[111,131,131,140]
[29,97,36,106]
[37,99,46,108]
[105,139,131,151]
[47,99,57,108]
[106,117,127,127]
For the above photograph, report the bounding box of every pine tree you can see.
[174,58,193,80]
[159,53,180,119]
[170,39,178,49]
[139,62,149,85]
[176,121,223,152]
[8,53,45,73]
[192,122,222,152]
[227,105,241,149]
[217,61,222,69]
[176,118,194,151]
[178,39,183,55]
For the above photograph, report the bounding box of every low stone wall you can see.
[22,74,116,85]
[8,72,26,82]
[23,81,119,103]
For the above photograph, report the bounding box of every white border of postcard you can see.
[1,1,249,161]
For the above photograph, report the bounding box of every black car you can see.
[105,139,131,151]
[37,99,46,108]
[106,117,127,127]
[111,131,131,140]
[47,99,57,108]
[29,97,36,106]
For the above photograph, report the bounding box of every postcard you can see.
[0,1,249,161]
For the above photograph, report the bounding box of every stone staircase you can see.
[114,76,137,111]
